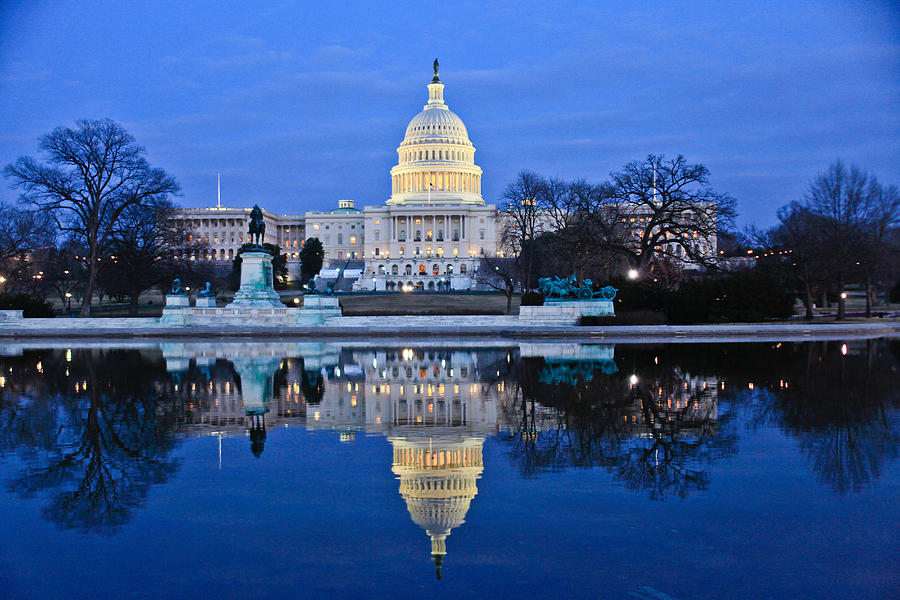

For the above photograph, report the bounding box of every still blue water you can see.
[0,339,897,599]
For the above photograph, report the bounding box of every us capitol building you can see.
[172,61,499,291]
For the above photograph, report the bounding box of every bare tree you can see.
[499,171,548,289]
[0,202,54,285]
[476,256,519,314]
[104,200,211,315]
[4,120,179,316]
[800,162,899,318]
[600,154,736,275]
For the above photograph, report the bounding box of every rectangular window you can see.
[350,236,357,244]
[375,248,380,255]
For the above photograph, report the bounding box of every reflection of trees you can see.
[615,384,735,500]
[502,351,737,500]
[0,349,180,534]
[746,340,900,495]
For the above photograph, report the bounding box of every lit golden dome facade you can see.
[388,64,483,205]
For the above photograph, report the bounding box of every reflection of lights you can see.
[335,367,341,377]
[65,349,72,362]
[841,344,848,356]
[629,374,638,385]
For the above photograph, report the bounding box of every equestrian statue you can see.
[248,205,266,247]
[537,274,617,301]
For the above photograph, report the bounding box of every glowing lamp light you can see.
[627,269,639,280]
[629,374,638,385]
[840,292,847,300]
[293,298,300,304]
[841,344,848,356]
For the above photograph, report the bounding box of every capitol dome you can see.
[388,61,484,205]
[390,435,485,579]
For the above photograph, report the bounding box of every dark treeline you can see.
[487,157,898,321]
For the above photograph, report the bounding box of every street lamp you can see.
[627,269,639,280]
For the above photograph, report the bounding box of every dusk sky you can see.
[1,1,897,227]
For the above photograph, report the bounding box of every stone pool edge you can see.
[1,320,898,342]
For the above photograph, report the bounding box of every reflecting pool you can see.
[0,338,898,599]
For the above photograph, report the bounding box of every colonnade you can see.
[391,171,481,195]
[389,214,467,242]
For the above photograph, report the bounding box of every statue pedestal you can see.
[519,299,615,325]
[160,294,190,325]
[297,295,342,324]
[227,251,283,308]
[195,296,216,308]
[165,294,190,308]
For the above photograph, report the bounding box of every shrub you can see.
[664,271,794,324]
[520,291,545,306]
[0,293,56,318]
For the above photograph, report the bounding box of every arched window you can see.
[399,229,406,241]
[428,281,435,290]
[432,264,439,275]
[391,264,399,275]
[378,265,385,274]
[418,264,426,275]
[405,264,412,275]
[415,282,424,291]
[460,264,468,274]
[446,264,454,274]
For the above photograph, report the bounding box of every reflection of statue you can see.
[248,204,266,246]
[248,414,267,458]
[197,282,215,298]
[169,278,186,295]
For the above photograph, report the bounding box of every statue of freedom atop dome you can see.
[432,58,440,83]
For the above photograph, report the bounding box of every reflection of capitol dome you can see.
[388,61,483,206]
[390,435,484,579]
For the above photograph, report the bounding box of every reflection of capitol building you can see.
[390,435,484,579]
[301,346,512,577]
[306,348,508,435]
